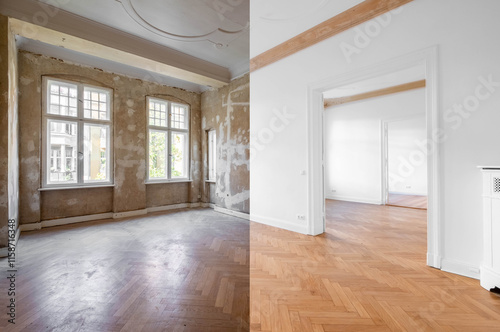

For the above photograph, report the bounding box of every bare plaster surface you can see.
[18,51,202,223]
[201,74,249,213]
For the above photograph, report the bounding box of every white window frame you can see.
[207,129,216,182]
[146,96,190,182]
[42,77,113,188]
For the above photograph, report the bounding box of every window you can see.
[208,130,216,181]
[43,77,112,187]
[147,97,190,181]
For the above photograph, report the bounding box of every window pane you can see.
[208,130,216,181]
[171,104,188,129]
[47,119,77,184]
[84,87,110,120]
[171,132,188,178]
[47,81,78,117]
[149,130,167,179]
[148,99,168,128]
[83,124,109,182]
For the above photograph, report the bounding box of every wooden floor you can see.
[387,193,427,210]
[250,200,500,331]
[0,208,249,332]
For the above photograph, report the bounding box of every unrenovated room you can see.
[2,0,500,332]
[0,0,249,330]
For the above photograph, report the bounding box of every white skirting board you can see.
[250,214,308,235]
[147,202,204,213]
[17,203,245,232]
[214,206,249,220]
[325,195,382,205]
[480,266,500,290]
[441,258,480,280]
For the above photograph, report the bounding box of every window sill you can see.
[39,184,115,191]
[145,180,193,185]
[205,180,216,183]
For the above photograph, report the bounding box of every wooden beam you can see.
[249,0,413,72]
[323,79,425,108]
[9,18,228,88]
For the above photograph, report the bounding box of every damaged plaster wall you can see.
[201,74,249,213]
[18,51,201,225]
[0,15,19,249]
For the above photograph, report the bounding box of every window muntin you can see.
[208,130,216,181]
[48,81,78,117]
[43,78,113,187]
[147,97,190,181]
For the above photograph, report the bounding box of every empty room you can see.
[2,0,500,332]
[0,0,250,330]
[249,0,500,330]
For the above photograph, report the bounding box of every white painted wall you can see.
[324,89,425,204]
[388,115,427,195]
[250,0,500,278]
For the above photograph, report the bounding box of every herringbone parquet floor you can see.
[250,200,500,331]
[0,208,249,332]
[387,194,427,210]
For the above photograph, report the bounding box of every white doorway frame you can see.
[306,46,441,269]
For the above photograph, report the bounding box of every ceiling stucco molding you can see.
[119,0,248,48]
[0,0,235,86]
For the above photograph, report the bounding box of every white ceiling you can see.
[0,0,250,92]
[323,65,426,100]
[35,0,249,72]
[250,0,365,58]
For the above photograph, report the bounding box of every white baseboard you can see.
[480,266,500,291]
[201,202,215,209]
[427,252,441,269]
[18,203,243,232]
[20,223,42,232]
[147,203,202,213]
[42,212,114,228]
[325,195,382,205]
[113,209,147,219]
[441,258,480,280]
[389,191,427,196]
[250,214,308,235]
[214,206,249,220]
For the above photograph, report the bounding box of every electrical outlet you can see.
[297,215,305,220]
[331,189,336,193]
[405,185,412,189]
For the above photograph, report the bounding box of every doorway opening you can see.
[383,115,428,210]
[307,47,440,268]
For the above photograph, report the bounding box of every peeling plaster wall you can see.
[201,74,249,213]
[41,188,113,220]
[18,51,201,224]
[146,183,189,207]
